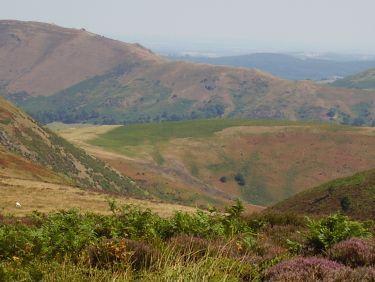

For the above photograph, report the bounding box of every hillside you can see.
[272,169,375,220]
[53,120,375,206]
[0,21,374,126]
[169,53,375,81]
[0,96,144,196]
[0,20,160,97]
[332,68,375,90]
[0,177,195,217]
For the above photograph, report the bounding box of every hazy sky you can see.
[1,0,375,54]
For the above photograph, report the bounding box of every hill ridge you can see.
[0,20,374,126]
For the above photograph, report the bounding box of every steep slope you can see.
[1,20,374,126]
[0,145,63,183]
[332,68,375,90]
[0,96,144,196]
[169,53,375,81]
[271,169,375,220]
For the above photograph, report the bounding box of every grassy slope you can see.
[272,169,375,220]
[0,177,195,217]
[0,97,145,197]
[56,119,375,206]
[332,68,375,89]
[0,146,64,183]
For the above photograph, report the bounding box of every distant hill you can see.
[169,53,375,81]
[0,96,145,196]
[0,20,159,97]
[1,20,375,126]
[332,68,375,90]
[271,169,375,220]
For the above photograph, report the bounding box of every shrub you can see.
[246,212,306,231]
[234,173,246,186]
[41,210,97,259]
[168,235,214,261]
[0,224,43,261]
[263,257,347,281]
[88,239,160,271]
[331,267,375,281]
[305,214,371,252]
[88,239,129,269]
[340,196,351,212]
[328,238,375,267]
[219,176,227,183]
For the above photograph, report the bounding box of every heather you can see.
[328,238,375,267]
[0,202,373,281]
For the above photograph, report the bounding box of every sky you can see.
[1,0,375,55]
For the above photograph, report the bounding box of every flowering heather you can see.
[332,267,375,281]
[328,238,375,267]
[264,257,346,281]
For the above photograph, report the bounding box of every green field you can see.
[89,119,333,148]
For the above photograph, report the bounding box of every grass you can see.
[0,177,196,217]
[89,119,313,147]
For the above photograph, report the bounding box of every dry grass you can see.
[0,177,196,217]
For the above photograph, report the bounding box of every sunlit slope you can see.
[0,177,196,217]
[55,120,375,206]
[0,20,160,97]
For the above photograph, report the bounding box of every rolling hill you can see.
[272,169,375,220]
[0,20,160,97]
[332,68,375,90]
[53,119,375,206]
[169,53,375,81]
[0,96,144,196]
[0,20,374,126]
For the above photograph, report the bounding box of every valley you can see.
[52,120,375,206]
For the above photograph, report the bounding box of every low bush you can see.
[288,213,371,254]
[263,257,347,281]
[87,239,160,271]
[328,238,375,267]
[305,214,371,252]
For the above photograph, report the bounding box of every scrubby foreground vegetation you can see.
[0,201,374,281]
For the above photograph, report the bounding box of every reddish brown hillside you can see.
[0,20,160,96]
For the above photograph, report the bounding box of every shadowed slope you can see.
[272,169,375,220]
